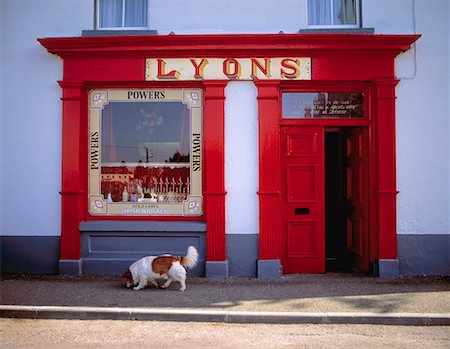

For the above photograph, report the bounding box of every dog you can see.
[123,246,198,291]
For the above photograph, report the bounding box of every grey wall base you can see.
[205,261,229,279]
[0,236,59,274]
[257,259,282,279]
[79,221,206,276]
[377,259,400,278]
[398,234,450,276]
[226,234,258,277]
[2,234,449,277]
[59,260,82,275]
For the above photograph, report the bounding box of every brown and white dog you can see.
[123,246,198,291]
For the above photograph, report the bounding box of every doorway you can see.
[325,129,349,271]
[325,127,369,272]
[281,126,369,274]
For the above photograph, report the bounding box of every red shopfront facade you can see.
[39,34,419,277]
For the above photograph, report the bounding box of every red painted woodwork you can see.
[345,128,369,272]
[203,82,227,262]
[58,81,86,260]
[38,33,419,273]
[372,79,400,260]
[255,81,281,260]
[281,127,325,273]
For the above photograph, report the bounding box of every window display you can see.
[88,89,202,216]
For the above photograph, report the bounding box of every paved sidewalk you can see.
[1,273,449,325]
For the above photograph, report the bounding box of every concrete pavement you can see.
[1,273,449,325]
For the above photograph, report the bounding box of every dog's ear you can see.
[122,268,132,279]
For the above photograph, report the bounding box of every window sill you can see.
[82,29,158,36]
[298,28,374,34]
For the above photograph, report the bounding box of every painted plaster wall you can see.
[1,0,449,245]
[150,0,309,34]
[225,82,259,235]
[0,0,92,236]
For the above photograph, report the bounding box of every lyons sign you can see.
[146,57,311,81]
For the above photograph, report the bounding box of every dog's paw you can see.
[178,287,186,292]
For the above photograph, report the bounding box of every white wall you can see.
[1,0,91,236]
[150,0,308,34]
[363,0,415,34]
[225,82,259,235]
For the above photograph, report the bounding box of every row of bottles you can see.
[106,180,188,204]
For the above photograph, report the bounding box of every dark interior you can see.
[325,129,351,272]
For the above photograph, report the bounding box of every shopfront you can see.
[38,33,419,277]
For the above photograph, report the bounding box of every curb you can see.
[1,305,449,326]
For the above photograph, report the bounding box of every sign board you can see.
[146,57,311,81]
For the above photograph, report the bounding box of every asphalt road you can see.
[1,319,449,349]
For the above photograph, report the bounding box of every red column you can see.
[203,81,227,262]
[255,81,281,260]
[373,78,399,259]
[58,81,86,263]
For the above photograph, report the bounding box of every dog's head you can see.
[122,268,136,288]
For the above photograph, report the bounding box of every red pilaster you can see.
[203,81,227,261]
[58,81,86,260]
[255,81,282,260]
[374,78,399,259]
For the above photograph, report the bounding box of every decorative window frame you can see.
[88,88,203,216]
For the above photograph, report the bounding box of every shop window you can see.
[307,0,359,27]
[88,89,203,216]
[97,0,148,29]
[282,92,364,119]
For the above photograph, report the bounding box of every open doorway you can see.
[325,127,369,272]
[325,129,349,271]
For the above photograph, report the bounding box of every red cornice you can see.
[37,33,420,59]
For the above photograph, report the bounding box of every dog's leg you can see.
[170,264,187,291]
[150,280,159,288]
[161,277,174,289]
[133,277,147,291]
[178,277,186,292]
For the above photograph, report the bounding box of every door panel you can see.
[281,127,325,273]
[287,220,317,257]
[345,128,369,272]
[287,165,318,201]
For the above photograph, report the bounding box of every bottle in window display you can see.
[150,188,157,203]
[122,185,129,202]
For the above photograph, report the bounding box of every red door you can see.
[345,128,369,272]
[281,126,325,273]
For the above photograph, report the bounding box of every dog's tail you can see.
[181,246,198,269]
